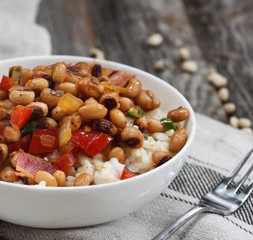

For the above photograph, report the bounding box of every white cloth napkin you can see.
[0,1,253,239]
[0,0,51,60]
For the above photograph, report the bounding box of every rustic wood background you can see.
[37,0,253,125]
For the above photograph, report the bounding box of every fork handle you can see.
[152,204,209,240]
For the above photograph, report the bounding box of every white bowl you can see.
[0,56,196,228]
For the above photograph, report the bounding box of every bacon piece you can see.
[12,150,56,179]
[108,70,135,87]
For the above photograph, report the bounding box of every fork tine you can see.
[223,147,253,187]
[239,180,253,204]
[234,159,253,192]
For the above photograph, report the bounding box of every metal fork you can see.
[152,148,253,240]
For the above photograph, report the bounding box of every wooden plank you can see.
[37,0,227,121]
[183,0,253,121]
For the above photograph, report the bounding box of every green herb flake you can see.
[126,106,144,118]
[160,118,177,131]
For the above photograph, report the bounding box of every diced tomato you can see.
[10,105,33,129]
[54,151,77,174]
[0,75,11,91]
[8,135,31,153]
[72,130,113,157]
[29,129,59,154]
[14,150,57,179]
[120,168,137,180]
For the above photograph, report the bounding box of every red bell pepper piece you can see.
[72,130,113,157]
[10,105,33,129]
[8,135,31,153]
[0,75,11,91]
[29,129,59,154]
[120,168,137,180]
[54,151,77,174]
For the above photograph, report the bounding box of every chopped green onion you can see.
[126,106,144,118]
[9,66,22,81]
[21,121,37,136]
[160,118,177,131]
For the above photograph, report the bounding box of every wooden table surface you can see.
[37,0,253,127]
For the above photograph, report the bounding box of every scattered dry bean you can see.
[179,47,190,61]
[229,116,239,128]
[181,60,198,73]
[218,87,229,102]
[147,33,164,47]
[154,59,167,72]
[238,118,252,128]
[224,103,236,114]
[89,48,105,60]
[207,72,228,88]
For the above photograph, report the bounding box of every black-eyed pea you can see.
[0,143,8,166]
[152,151,172,166]
[135,90,160,110]
[77,76,104,99]
[73,173,94,186]
[25,78,49,91]
[110,108,126,129]
[19,68,33,86]
[27,102,48,120]
[33,65,46,72]
[169,128,188,153]
[92,119,118,136]
[40,88,65,109]
[9,87,35,105]
[84,97,98,105]
[36,117,58,129]
[34,170,58,187]
[135,90,153,110]
[119,97,133,112]
[52,62,67,83]
[53,170,66,187]
[0,90,8,100]
[99,92,119,110]
[78,103,107,120]
[167,107,190,122]
[91,64,102,78]
[108,147,125,164]
[121,78,142,98]
[4,126,21,142]
[55,82,79,96]
[146,90,160,109]
[146,118,165,133]
[64,72,82,84]
[121,126,144,148]
[135,116,148,131]
[0,166,19,182]
[51,106,67,121]
[72,62,91,75]
[70,113,82,131]
[0,100,15,120]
